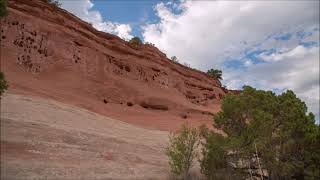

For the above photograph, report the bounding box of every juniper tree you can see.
[200,86,320,179]
[207,69,222,80]
[129,37,142,46]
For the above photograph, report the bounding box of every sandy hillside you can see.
[1,93,173,179]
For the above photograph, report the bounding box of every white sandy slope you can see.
[1,93,172,179]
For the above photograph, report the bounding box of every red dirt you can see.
[1,0,226,132]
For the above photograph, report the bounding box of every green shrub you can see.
[166,124,200,179]
[145,42,155,46]
[129,36,142,46]
[200,86,320,179]
[183,62,191,68]
[171,56,178,63]
[207,69,222,80]
[46,0,61,7]
[0,71,8,98]
[0,0,8,17]
[200,128,230,180]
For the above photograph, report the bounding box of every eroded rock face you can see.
[1,0,226,131]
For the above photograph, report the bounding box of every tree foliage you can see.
[201,86,320,179]
[166,124,200,179]
[0,0,8,17]
[0,72,8,98]
[129,36,142,46]
[171,56,178,63]
[46,0,62,7]
[199,126,232,180]
[207,69,222,80]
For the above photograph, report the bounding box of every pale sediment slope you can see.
[1,93,170,179]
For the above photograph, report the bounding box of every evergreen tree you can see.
[46,0,61,7]
[207,69,222,80]
[171,56,178,63]
[200,86,320,179]
[129,37,142,46]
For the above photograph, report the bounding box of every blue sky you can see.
[90,0,160,39]
[60,0,319,121]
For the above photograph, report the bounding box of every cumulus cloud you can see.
[104,23,133,40]
[142,1,318,69]
[59,0,133,40]
[143,1,319,119]
[224,45,319,119]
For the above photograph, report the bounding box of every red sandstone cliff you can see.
[0,0,226,131]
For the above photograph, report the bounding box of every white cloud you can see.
[244,59,253,67]
[224,46,319,119]
[258,45,313,62]
[59,0,133,40]
[143,1,319,119]
[104,23,133,40]
[142,1,318,69]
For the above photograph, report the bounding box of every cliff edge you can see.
[1,0,226,131]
